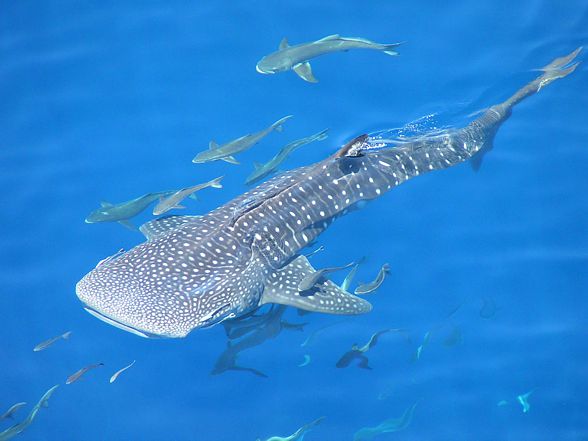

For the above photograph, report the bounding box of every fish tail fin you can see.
[299,416,326,434]
[314,128,329,141]
[210,176,224,189]
[272,115,293,132]
[382,42,403,56]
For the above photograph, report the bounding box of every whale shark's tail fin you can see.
[502,47,581,110]
[465,47,581,166]
[368,48,581,189]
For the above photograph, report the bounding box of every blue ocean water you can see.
[1,1,587,440]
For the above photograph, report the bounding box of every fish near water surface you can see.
[192,116,293,164]
[33,331,72,352]
[152,176,224,216]
[76,49,581,339]
[246,128,329,185]
[86,191,174,228]
[256,35,402,82]
[66,363,104,385]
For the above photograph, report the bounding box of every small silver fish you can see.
[86,191,174,228]
[257,416,325,441]
[304,245,325,259]
[297,354,311,367]
[245,129,329,185]
[517,390,535,413]
[256,35,402,83]
[0,403,27,421]
[152,176,223,216]
[298,262,354,292]
[340,257,366,292]
[66,363,104,385]
[109,360,136,383]
[413,331,431,361]
[336,329,391,369]
[354,263,390,295]
[33,331,72,352]
[192,116,293,164]
[353,402,418,441]
[0,385,58,441]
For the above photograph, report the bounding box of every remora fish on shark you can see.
[256,35,402,83]
[246,128,329,185]
[76,48,581,339]
[152,176,224,216]
[192,116,293,164]
[86,191,177,228]
[354,263,390,295]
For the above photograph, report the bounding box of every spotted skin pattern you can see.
[76,49,580,338]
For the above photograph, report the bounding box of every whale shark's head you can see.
[76,240,239,338]
[76,259,194,338]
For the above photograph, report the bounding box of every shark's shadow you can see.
[211,305,305,377]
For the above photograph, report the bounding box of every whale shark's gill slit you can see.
[199,303,235,329]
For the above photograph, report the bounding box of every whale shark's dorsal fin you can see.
[279,37,289,50]
[260,255,372,314]
[335,134,368,158]
[140,215,202,241]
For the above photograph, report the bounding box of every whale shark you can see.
[76,48,581,339]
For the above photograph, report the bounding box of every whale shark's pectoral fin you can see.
[293,62,318,83]
[140,215,202,241]
[260,255,372,314]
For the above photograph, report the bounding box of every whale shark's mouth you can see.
[83,307,165,339]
